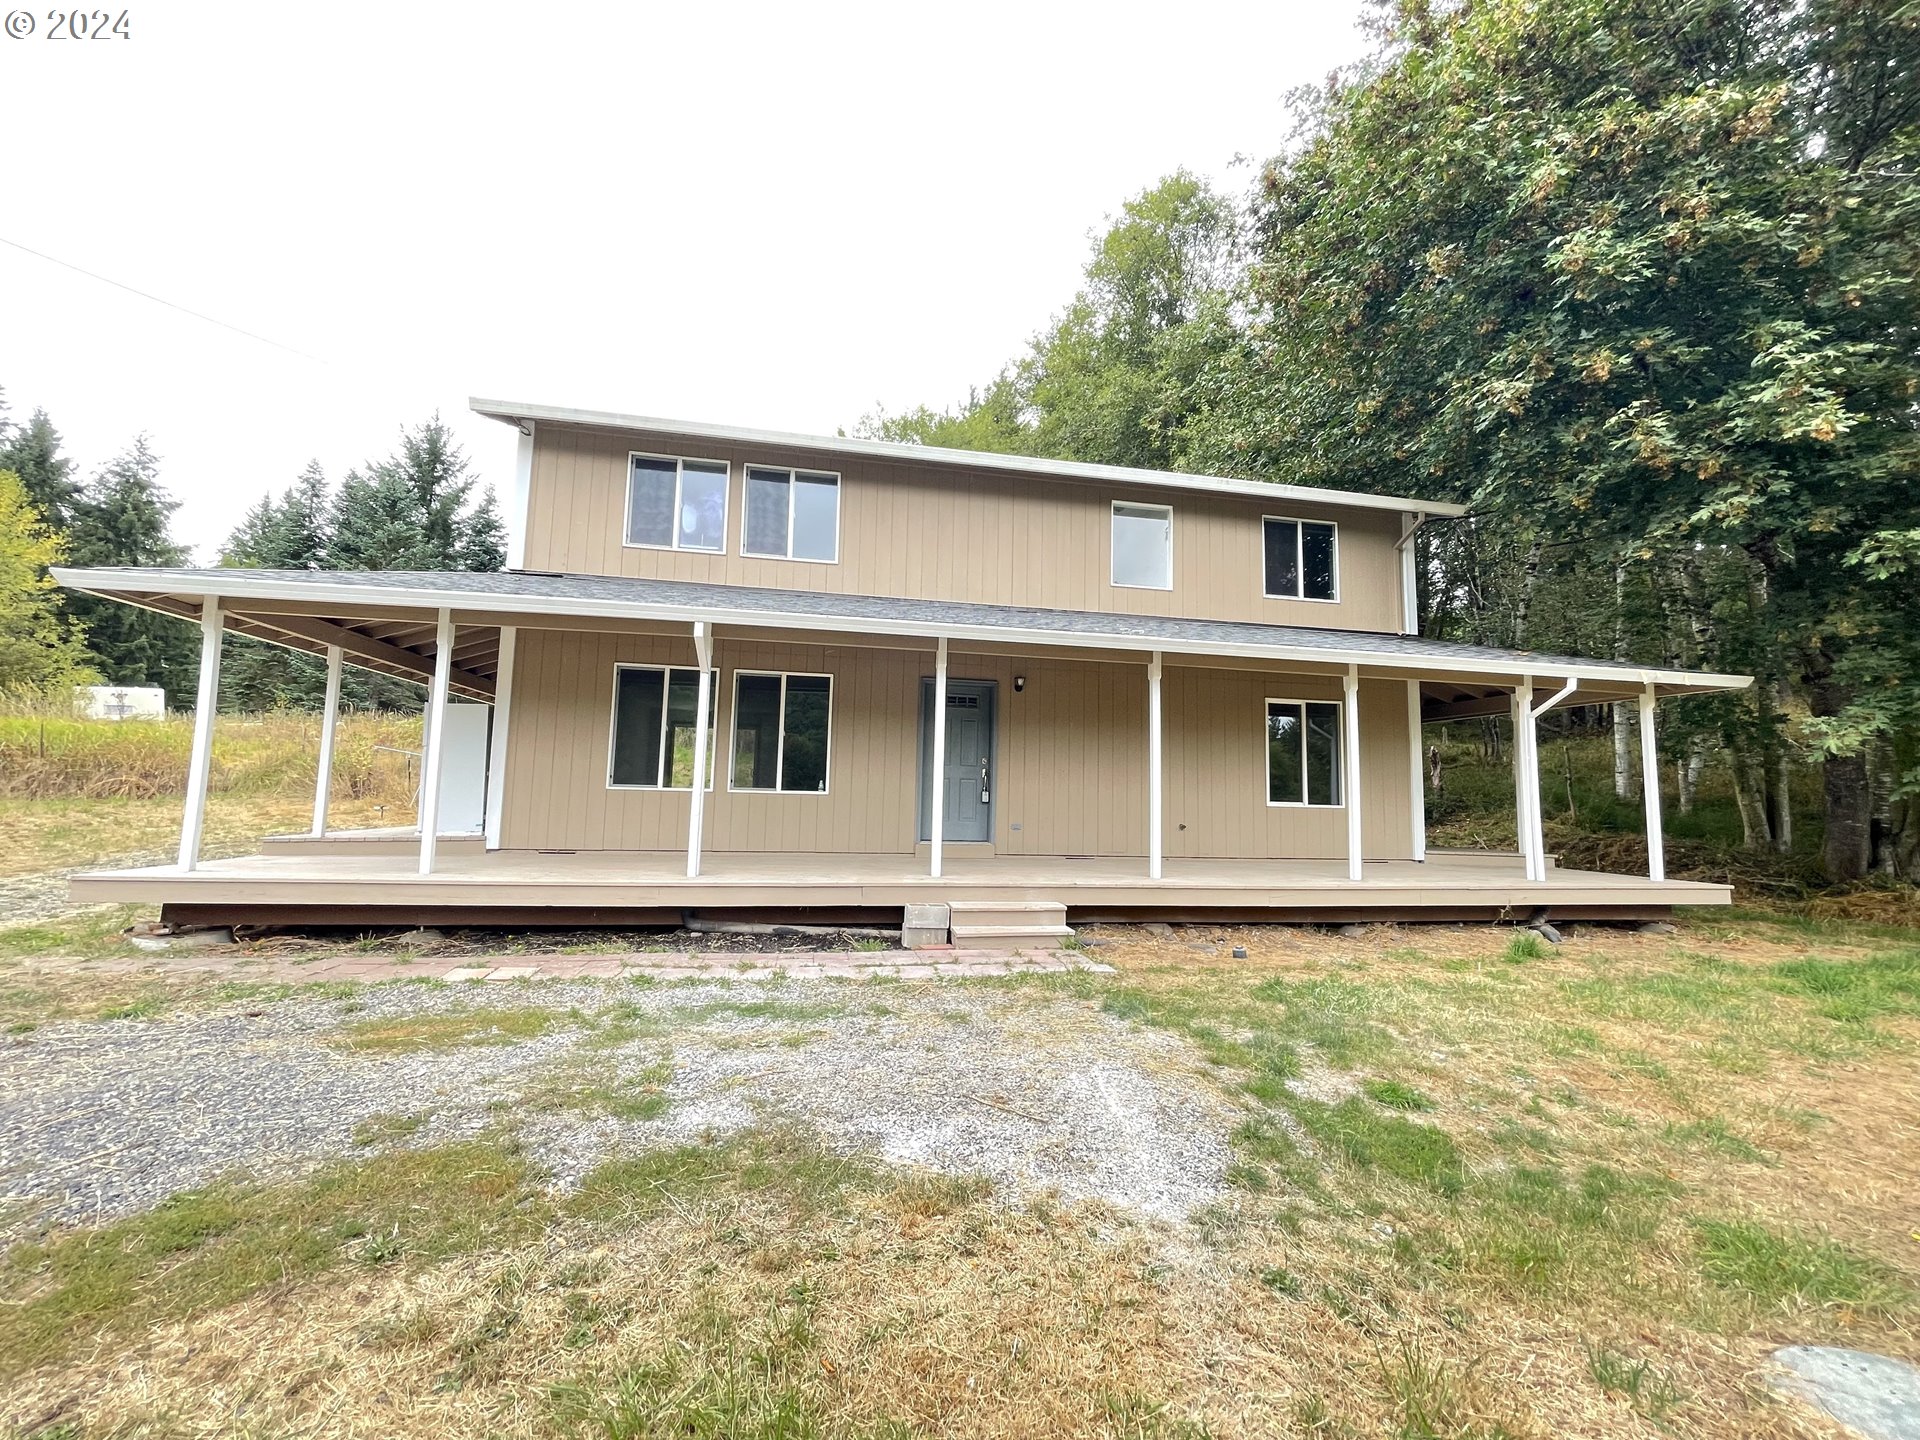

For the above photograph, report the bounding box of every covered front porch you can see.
[51,564,1751,930]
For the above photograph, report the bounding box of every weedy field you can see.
[0,910,1914,1439]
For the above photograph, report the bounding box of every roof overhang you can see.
[52,567,1752,706]
[468,397,1472,520]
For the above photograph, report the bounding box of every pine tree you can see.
[65,436,200,697]
[219,460,335,710]
[0,398,82,531]
[0,469,96,690]
[329,417,503,572]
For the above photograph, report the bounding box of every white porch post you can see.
[482,626,517,850]
[177,596,224,872]
[1406,678,1426,862]
[310,644,343,837]
[686,622,714,878]
[1343,664,1363,882]
[1639,683,1666,882]
[929,637,948,879]
[1148,650,1164,880]
[417,608,454,876]
[1513,679,1537,882]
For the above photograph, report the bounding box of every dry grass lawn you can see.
[1,914,1917,1439]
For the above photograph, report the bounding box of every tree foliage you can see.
[857,170,1244,469]
[0,469,96,691]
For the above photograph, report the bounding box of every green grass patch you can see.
[1585,1344,1685,1420]
[570,1129,881,1224]
[529,1059,673,1122]
[331,1005,557,1054]
[1766,951,1920,1024]
[1662,1117,1770,1164]
[0,1139,544,1381]
[1361,1077,1433,1111]
[1691,1218,1908,1312]
[1287,1097,1463,1195]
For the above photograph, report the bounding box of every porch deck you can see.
[70,847,1729,925]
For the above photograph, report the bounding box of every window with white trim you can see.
[730,671,832,792]
[626,454,729,552]
[609,665,716,789]
[1111,501,1172,589]
[1266,698,1343,806]
[1263,517,1338,601]
[743,466,839,562]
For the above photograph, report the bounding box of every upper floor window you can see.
[627,454,728,553]
[1111,502,1172,590]
[744,466,839,562]
[609,664,716,789]
[1267,698,1343,807]
[1263,517,1338,601]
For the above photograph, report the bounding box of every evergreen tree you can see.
[218,460,336,710]
[0,396,81,531]
[64,436,200,697]
[0,469,96,690]
[329,416,504,571]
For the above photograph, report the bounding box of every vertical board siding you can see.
[524,426,1408,633]
[501,634,1413,862]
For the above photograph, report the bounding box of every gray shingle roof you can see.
[52,565,1749,693]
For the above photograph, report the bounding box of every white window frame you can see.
[740,465,842,564]
[1111,500,1174,591]
[606,663,716,791]
[624,451,731,554]
[1261,515,1341,603]
[727,669,833,795]
[1264,695,1345,808]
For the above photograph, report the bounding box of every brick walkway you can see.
[68,946,1116,985]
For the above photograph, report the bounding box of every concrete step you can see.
[947,899,1071,950]
[950,922,1075,949]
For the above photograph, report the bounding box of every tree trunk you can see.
[1804,654,1872,883]
[1771,747,1794,855]
[1731,745,1773,849]
[1678,739,1707,816]
[1512,536,1545,649]
[1613,704,1635,801]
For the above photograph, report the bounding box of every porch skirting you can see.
[71,848,1730,928]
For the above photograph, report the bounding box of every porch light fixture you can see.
[1014,675,1026,692]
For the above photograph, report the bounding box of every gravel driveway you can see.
[0,977,1237,1239]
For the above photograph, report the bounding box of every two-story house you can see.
[55,399,1749,943]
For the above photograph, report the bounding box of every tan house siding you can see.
[500,631,1415,861]
[520,425,1409,633]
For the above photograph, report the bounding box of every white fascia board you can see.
[52,567,1753,694]
[468,397,1471,520]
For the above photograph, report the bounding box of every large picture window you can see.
[626,454,729,552]
[1263,517,1338,601]
[1112,501,1173,589]
[1266,698,1343,806]
[730,671,832,793]
[608,665,716,789]
[743,466,839,562]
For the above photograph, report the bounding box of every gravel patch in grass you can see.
[0,977,1236,1240]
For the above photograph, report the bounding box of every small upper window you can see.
[627,454,728,552]
[1263,517,1338,601]
[1112,502,1172,590]
[743,466,839,562]
[1267,699,1343,806]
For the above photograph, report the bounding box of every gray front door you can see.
[918,679,996,843]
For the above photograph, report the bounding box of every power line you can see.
[0,233,325,363]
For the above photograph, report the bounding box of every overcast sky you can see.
[2,0,1370,559]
